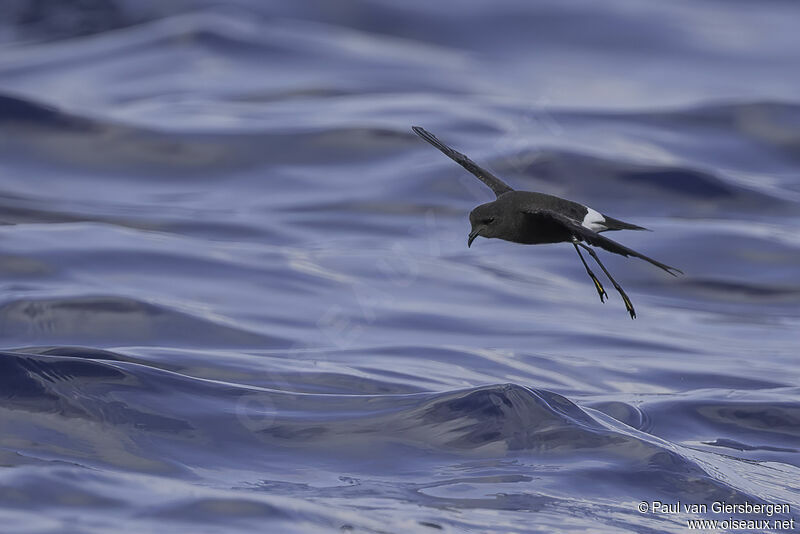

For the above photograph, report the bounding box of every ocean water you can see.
[1,1,799,532]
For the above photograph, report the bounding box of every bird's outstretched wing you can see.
[412,126,514,198]
[522,209,683,276]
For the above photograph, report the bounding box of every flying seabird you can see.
[412,126,682,319]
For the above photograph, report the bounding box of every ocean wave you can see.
[0,296,284,347]
[1,1,799,531]
[3,347,793,520]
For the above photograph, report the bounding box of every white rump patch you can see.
[582,206,607,231]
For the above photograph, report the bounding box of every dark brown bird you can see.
[412,126,682,319]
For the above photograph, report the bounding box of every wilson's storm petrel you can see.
[412,126,682,319]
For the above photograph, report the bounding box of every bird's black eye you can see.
[482,217,495,225]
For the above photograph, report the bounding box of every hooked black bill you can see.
[468,229,480,247]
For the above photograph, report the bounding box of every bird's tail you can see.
[586,231,683,276]
[600,216,650,232]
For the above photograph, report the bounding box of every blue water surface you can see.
[1,1,799,532]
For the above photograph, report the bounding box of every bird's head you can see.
[468,202,504,247]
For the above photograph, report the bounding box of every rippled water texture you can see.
[1,1,799,533]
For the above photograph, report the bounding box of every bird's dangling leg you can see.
[572,240,607,303]
[577,242,637,319]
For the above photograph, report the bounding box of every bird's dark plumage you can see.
[411,126,513,197]
[523,208,681,276]
[412,125,683,319]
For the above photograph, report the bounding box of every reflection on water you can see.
[1,1,799,532]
